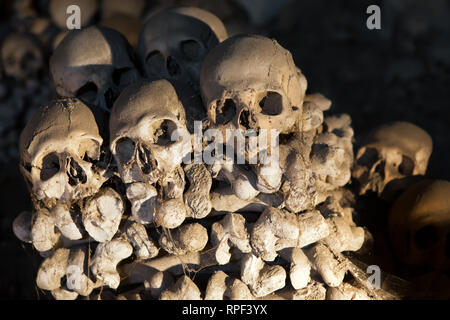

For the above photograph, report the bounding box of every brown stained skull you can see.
[19,98,105,208]
[109,80,191,186]
[50,26,139,112]
[352,121,432,196]
[200,35,307,160]
[389,180,450,271]
[138,6,227,89]
[1,33,42,81]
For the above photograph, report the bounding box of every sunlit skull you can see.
[19,98,105,207]
[200,35,307,159]
[109,80,191,185]
[1,33,42,81]
[50,26,139,112]
[138,6,227,89]
[352,121,432,196]
[389,179,450,271]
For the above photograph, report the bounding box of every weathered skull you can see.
[389,179,450,271]
[19,98,105,207]
[200,35,307,158]
[50,26,139,112]
[138,6,227,89]
[109,80,191,185]
[352,121,432,196]
[1,33,42,80]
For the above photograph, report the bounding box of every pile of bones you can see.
[12,6,410,300]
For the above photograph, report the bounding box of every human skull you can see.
[138,6,227,89]
[1,33,42,81]
[389,179,450,271]
[352,121,432,196]
[200,35,307,159]
[19,98,105,207]
[109,80,191,185]
[50,26,139,112]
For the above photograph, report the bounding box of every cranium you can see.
[50,26,139,112]
[352,121,432,196]
[1,33,42,81]
[19,98,105,207]
[109,79,191,185]
[389,179,450,271]
[200,35,307,159]
[138,6,227,89]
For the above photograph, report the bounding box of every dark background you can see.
[0,0,449,299]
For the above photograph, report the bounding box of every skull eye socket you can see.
[115,138,136,164]
[145,50,165,76]
[76,82,98,104]
[180,39,202,61]
[357,148,379,168]
[152,120,179,146]
[215,99,236,125]
[40,153,60,181]
[414,225,440,250]
[259,91,283,115]
[399,156,414,175]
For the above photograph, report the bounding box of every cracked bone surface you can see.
[110,79,192,227]
[306,243,348,287]
[19,98,105,207]
[251,207,300,261]
[183,163,212,218]
[205,270,254,300]
[241,253,287,297]
[90,237,133,289]
[211,212,252,264]
[14,14,384,299]
[82,187,124,242]
[159,223,208,255]
[125,220,159,259]
[50,26,139,113]
[160,275,202,300]
[279,247,311,290]
[31,208,61,252]
[326,282,371,300]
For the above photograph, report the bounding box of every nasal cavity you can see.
[166,56,181,77]
[239,109,256,131]
[104,88,117,110]
[215,99,236,125]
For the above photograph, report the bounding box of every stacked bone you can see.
[13,6,375,300]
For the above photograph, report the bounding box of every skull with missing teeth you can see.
[200,35,307,160]
[109,80,191,186]
[353,121,432,195]
[138,6,227,88]
[50,26,139,112]
[19,98,105,207]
